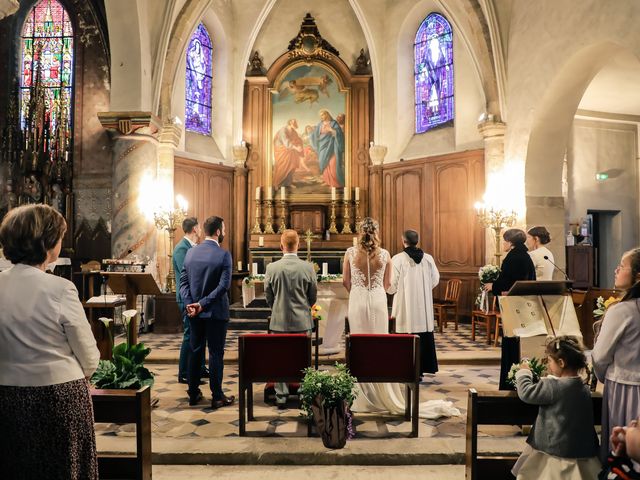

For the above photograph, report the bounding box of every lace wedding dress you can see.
[346,246,406,414]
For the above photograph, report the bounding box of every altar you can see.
[242,275,347,355]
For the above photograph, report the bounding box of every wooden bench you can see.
[466,388,602,480]
[91,386,152,480]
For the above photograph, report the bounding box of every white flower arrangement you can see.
[478,264,501,284]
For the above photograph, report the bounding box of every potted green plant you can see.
[298,363,357,449]
[91,310,154,389]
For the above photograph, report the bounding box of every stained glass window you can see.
[20,0,73,131]
[414,13,454,133]
[185,23,213,135]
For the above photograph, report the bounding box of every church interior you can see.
[1,0,640,478]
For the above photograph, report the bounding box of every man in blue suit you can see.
[180,216,235,408]
[172,217,207,384]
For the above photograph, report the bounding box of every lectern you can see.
[102,272,161,344]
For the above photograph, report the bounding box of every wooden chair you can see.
[345,334,421,437]
[238,334,312,436]
[433,278,462,332]
[92,386,152,480]
[345,316,396,334]
[471,296,499,345]
[466,388,602,480]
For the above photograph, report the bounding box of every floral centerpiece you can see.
[318,274,342,282]
[243,274,265,287]
[476,264,501,312]
[299,363,357,449]
[91,310,155,389]
[506,357,546,388]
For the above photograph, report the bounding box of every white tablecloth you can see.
[241,279,348,354]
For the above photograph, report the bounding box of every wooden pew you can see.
[466,388,602,480]
[92,386,152,480]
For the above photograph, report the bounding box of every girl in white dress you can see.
[342,218,406,414]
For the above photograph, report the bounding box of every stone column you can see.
[232,143,248,270]
[478,120,507,264]
[98,112,161,263]
[368,144,387,223]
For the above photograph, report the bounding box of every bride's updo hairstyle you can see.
[358,217,380,255]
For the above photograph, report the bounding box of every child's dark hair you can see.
[545,335,587,371]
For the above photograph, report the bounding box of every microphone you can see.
[543,255,570,281]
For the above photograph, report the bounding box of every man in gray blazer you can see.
[264,229,317,408]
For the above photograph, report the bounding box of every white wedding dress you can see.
[346,247,406,414]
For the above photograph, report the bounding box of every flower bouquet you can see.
[477,264,501,312]
[311,304,323,322]
[298,363,357,449]
[593,295,619,318]
[506,357,546,388]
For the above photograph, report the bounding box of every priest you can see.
[387,229,440,375]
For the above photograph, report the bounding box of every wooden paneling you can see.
[382,149,485,319]
[174,157,239,260]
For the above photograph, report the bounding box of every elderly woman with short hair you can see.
[0,204,100,479]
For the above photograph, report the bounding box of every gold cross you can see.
[303,229,320,262]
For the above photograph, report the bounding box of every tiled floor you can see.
[94,362,518,440]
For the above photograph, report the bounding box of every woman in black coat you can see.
[484,228,536,389]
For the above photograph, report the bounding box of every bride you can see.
[342,217,406,414]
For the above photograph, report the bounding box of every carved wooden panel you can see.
[290,206,325,233]
[381,149,485,318]
[174,157,237,259]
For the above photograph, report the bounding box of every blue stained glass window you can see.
[414,13,454,133]
[20,0,73,131]
[185,23,213,135]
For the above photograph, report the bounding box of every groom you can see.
[180,216,235,409]
[264,229,317,408]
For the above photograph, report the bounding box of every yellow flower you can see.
[604,296,619,309]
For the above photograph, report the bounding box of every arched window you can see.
[414,13,453,133]
[185,23,213,135]
[20,0,73,132]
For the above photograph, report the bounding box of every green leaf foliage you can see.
[91,342,155,390]
[298,363,357,419]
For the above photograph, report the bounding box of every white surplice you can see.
[387,251,440,333]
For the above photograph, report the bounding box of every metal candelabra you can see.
[341,199,353,234]
[328,200,338,234]
[474,203,517,265]
[264,200,275,234]
[251,199,262,234]
[153,206,187,292]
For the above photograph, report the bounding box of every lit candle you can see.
[266,187,272,200]
[331,187,336,201]
[344,187,351,201]
[258,236,264,247]
[255,186,261,200]
[322,263,328,276]
[280,186,285,200]
[355,187,360,201]
[353,237,358,247]
[237,261,242,271]
[64,151,69,162]
[252,263,258,276]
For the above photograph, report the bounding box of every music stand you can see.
[505,280,574,337]
[102,272,162,344]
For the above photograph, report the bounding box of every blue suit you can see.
[179,240,232,400]
[173,237,205,379]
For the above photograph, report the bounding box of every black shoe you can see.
[211,395,235,409]
[200,369,210,378]
[277,402,287,410]
[188,390,203,406]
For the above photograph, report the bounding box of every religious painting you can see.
[185,23,213,135]
[270,63,348,194]
[414,13,454,133]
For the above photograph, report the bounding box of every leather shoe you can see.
[200,369,210,378]
[188,390,203,406]
[211,395,235,409]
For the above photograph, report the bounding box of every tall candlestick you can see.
[264,199,275,234]
[266,187,272,200]
[331,187,336,201]
[341,198,353,234]
[251,199,262,234]
[280,186,285,200]
[329,200,338,234]
[355,187,360,201]
[255,186,261,200]
[344,187,351,200]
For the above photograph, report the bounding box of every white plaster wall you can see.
[505,0,640,199]
[251,0,368,71]
[567,119,639,286]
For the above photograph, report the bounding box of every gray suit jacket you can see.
[264,255,317,332]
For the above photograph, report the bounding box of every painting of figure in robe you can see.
[271,64,347,192]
